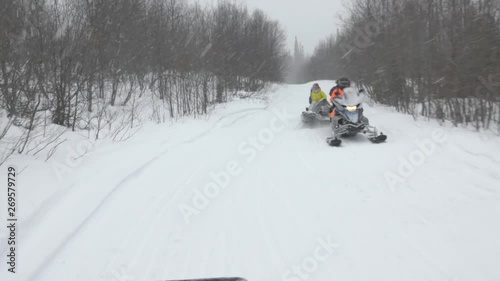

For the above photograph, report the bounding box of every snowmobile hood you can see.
[336,87,365,106]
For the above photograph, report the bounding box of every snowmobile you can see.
[301,99,331,124]
[326,88,387,147]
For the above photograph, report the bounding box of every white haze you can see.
[193,0,347,54]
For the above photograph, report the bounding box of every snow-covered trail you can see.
[2,82,500,281]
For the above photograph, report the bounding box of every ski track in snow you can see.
[29,104,274,281]
[20,102,268,280]
[2,83,500,281]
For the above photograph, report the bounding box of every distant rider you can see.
[309,83,327,104]
[307,83,329,115]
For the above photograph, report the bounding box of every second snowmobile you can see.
[301,99,331,123]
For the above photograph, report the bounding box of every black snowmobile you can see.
[326,88,387,147]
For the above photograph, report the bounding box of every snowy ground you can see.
[1,81,500,281]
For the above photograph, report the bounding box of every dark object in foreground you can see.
[167,277,247,281]
[370,133,387,143]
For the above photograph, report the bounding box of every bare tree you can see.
[305,0,500,130]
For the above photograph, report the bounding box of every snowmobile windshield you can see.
[336,87,365,107]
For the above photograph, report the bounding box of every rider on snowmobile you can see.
[329,77,351,103]
[328,78,369,126]
[328,78,351,121]
[306,83,330,116]
[325,84,386,146]
[309,83,327,104]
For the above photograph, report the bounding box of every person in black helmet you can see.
[328,77,351,116]
[328,77,351,101]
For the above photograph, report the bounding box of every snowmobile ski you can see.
[326,137,342,147]
[368,133,387,143]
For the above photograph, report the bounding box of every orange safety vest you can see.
[329,88,345,118]
[329,88,345,103]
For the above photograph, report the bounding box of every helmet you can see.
[336,77,351,88]
[311,83,320,92]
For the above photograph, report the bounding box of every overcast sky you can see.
[193,0,347,55]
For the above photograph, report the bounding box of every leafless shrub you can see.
[303,0,500,130]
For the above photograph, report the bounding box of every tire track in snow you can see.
[120,105,289,279]
[386,219,455,280]
[29,105,273,281]
[95,103,282,278]
[160,107,268,146]
[28,150,171,281]
[30,89,296,280]
[96,173,191,279]
[134,169,206,280]
[254,190,287,272]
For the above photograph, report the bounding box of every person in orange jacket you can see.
[329,77,351,119]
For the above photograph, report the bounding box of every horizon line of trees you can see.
[1,0,288,128]
[300,0,500,130]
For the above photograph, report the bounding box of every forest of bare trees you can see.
[0,0,287,162]
[304,0,500,130]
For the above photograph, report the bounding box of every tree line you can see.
[303,0,500,130]
[0,0,287,128]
